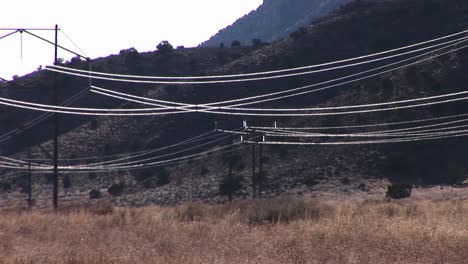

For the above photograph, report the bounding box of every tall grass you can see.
[0,197,467,263]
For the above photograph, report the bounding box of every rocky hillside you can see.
[200,0,353,47]
[1,0,468,208]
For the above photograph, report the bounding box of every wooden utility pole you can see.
[258,142,263,197]
[52,24,59,209]
[1,26,90,209]
[27,161,32,208]
[251,129,257,198]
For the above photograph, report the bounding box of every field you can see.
[0,195,467,264]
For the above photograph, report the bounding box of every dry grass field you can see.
[0,196,467,264]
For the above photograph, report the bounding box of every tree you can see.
[157,40,174,54]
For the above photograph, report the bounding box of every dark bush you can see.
[219,175,242,202]
[0,181,11,191]
[340,177,351,185]
[289,27,307,40]
[157,168,170,186]
[108,182,125,196]
[88,172,97,180]
[201,166,210,175]
[303,175,319,187]
[89,189,102,199]
[63,175,72,189]
[231,40,241,47]
[386,183,412,199]
[90,119,99,130]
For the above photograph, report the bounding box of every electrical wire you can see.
[45,29,468,82]
[0,89,89,144]
[26,129,220,162]
[90,39,468,111]
[242,131,468,146]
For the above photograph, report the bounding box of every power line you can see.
[44,29,468,82]
[46,35,468,84]
[90,39,468,111]
[0,89,89,144]
[26,129,219,162]
[242,131,468,146]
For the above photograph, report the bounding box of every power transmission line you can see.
[45,29,468,82]
[90,39,468,111]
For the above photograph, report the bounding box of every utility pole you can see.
[251,129,257,199]
[53,24,59,209]
[1,26,89,209]
[258,142,263,197]
[27,161,32,208]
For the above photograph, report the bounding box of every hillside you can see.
[1,0,468,208]
[200,0,352,47]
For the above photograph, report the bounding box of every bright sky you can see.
[0,0,263,80]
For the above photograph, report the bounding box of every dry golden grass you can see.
[0,197,467,264]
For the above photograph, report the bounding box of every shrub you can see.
[251,38,268,48]
[63,175,72,189]
[0,181,11,192]
[90,119,99,130]
[303,175,319,187]
[108,182,125,196]
[89,189,102,199]
[219,175,242,202]
[88,173,97,180]
[201,166,210,175]
[157,168,170,186]
[340,177,351,185]
[231,40,241,47]
[289,27,307,40]
[386,183,412,199]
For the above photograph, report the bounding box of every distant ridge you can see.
[200,0,353,47]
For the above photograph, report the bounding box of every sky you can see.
[0,0,263,80]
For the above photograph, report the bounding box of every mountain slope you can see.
[200,0,353,47]
[1,0,468,207]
